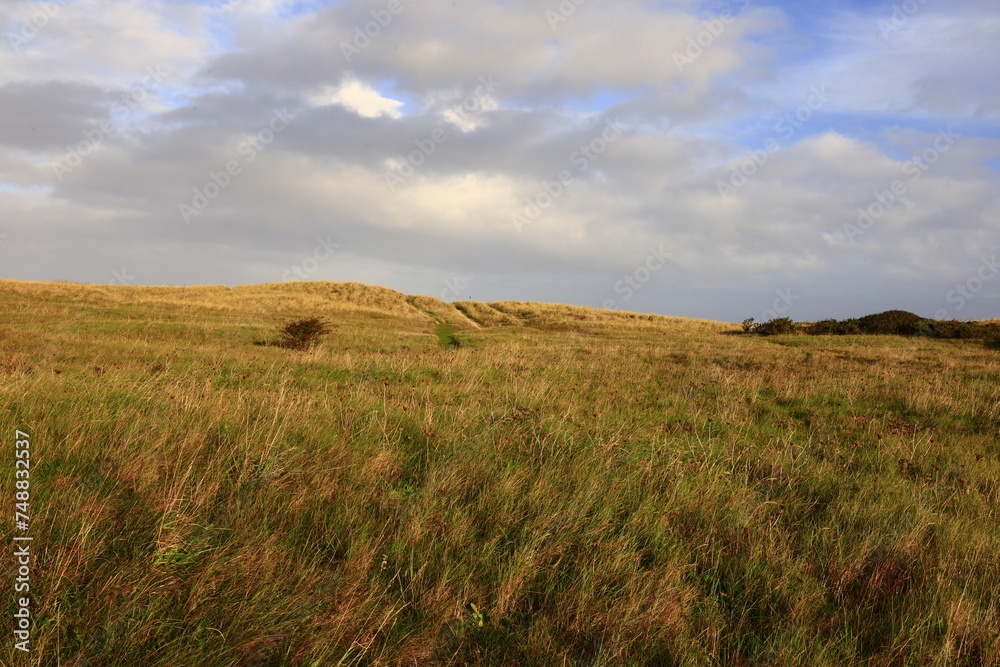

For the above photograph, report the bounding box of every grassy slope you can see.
[1,279,998,666]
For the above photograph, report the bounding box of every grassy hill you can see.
[1,279,998,666]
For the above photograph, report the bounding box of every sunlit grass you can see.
[1,279,998,666]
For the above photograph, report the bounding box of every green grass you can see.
[1,279,998,666]
[434,322,462,349]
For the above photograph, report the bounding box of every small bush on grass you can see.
[277,317,330,350]
[757,317,796,336]
[857,310,923,336]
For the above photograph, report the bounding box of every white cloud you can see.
[310,79,404,118]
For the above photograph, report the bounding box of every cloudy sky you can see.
[1,0,998,321]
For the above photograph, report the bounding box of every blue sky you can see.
[0,0,997,321]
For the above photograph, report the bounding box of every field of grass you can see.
[1,278,998,666]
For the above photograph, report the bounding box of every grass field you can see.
[2,279,998,666]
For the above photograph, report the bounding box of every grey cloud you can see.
[0,81,117,151]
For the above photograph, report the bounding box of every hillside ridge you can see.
[0,278,729,331]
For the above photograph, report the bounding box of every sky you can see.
[1,0,998,322]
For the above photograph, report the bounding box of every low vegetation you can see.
[744,316,796,336]
[277,317,330,351]
[746,309,1000,342]
[1,280,998,666]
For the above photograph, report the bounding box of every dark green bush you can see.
[757,317,795,336]
[805,318,863,335]
[277,317,330,350]
[857,310,924,336]
[806,319,837,335]
[932,320,988,340]
[839,318,863,335]
[806,319,858,335]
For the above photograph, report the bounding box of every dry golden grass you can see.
[1,279,998,666]
[452,301,520,328]
[487,299,731,334]
[405,295,480,329]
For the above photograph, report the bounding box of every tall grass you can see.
[1,279,998,665]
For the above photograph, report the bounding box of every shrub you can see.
[757,317,795,336]
[857,310,924,336]
[741,317,757,333]
[807,318,863,336]
[981,321,1000,338]
[277,317,329,350]
[807,319,840,335]
[839,318,863,335]
[933,320,988,340]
